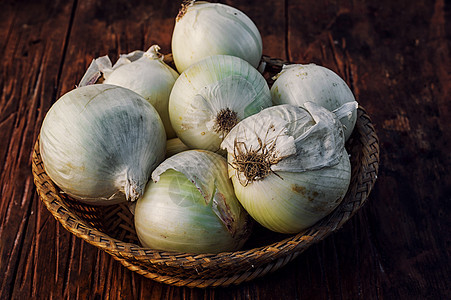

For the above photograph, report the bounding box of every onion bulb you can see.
[79,45,179,138]
[134,150,251,254]
[271,64,358,140]
[169,55,272,153]
[165,138,189,158]
[40,84,166,205]
[221,103,351,234]
[172,1,263,73]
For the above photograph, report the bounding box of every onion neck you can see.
[176,1,196,22]
[144,45,163,60]
[124,176,144,202]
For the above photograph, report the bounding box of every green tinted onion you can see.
[134,150,251,253]
[221,103,351,233]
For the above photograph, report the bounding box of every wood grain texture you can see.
[0,0,449,299]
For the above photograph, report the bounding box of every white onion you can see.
[169,55,272,152]
[79,45,179,138]
[271,64,358,140]
[134,150,251,253]
[40,84,166,204]
[172,1,263,73]
[165,138,189,158]
[221,103,351,233]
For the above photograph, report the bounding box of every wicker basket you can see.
[31,56,379,288]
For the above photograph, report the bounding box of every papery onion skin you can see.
[40,84,166,205]
[271,64,357,141]
[103,45,179,138]
[221,103,351,234]
[169,55,271,152]
[172,1,263,73]
[134,150,251,254]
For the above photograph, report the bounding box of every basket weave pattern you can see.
[31,56,379,288]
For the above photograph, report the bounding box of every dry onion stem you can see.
[229,127,287,186]
[176,0,195,21]
[213,108,239,137]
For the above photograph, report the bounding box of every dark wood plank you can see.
[285,0,450,299]
[0,0,77,299]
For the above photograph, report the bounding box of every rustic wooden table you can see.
[1,0,449,299]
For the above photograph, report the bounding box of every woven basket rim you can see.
[31,56,380,288]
